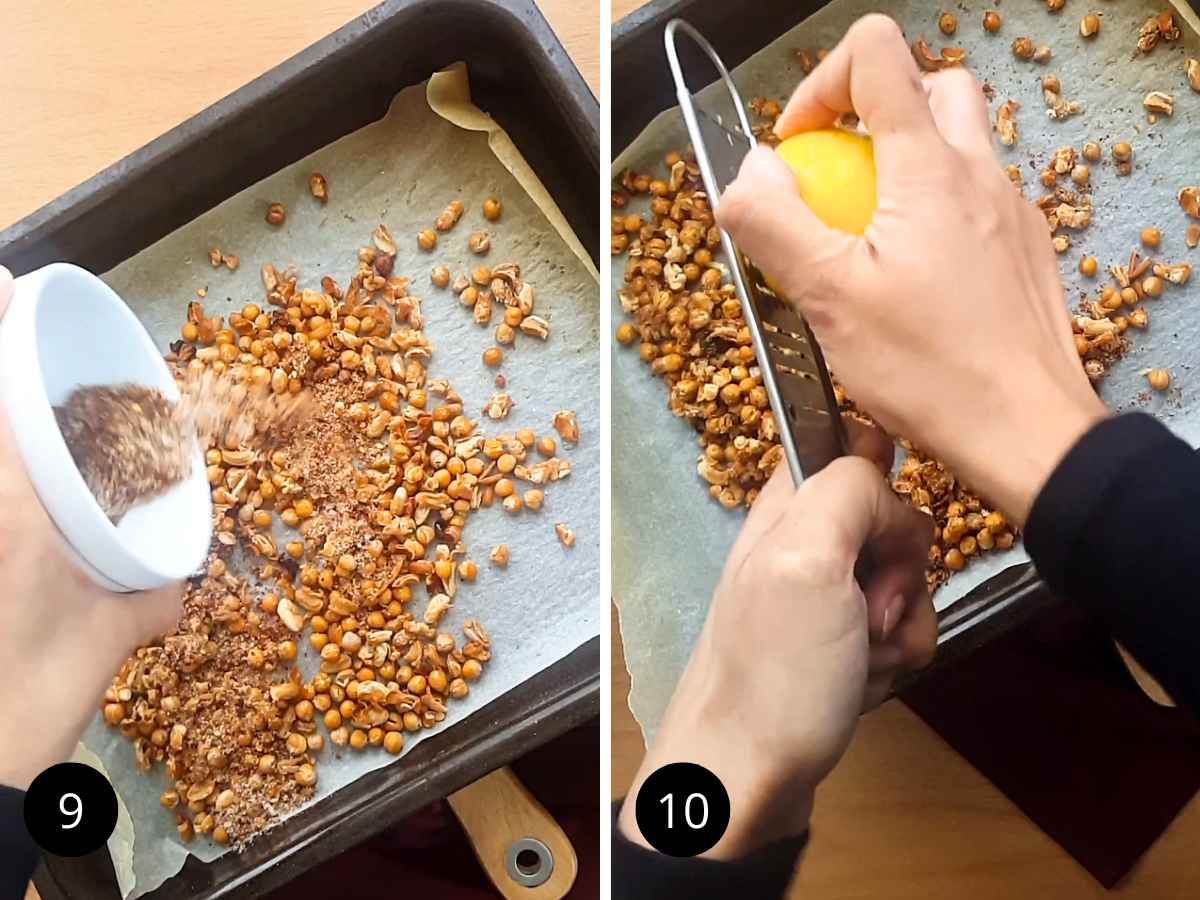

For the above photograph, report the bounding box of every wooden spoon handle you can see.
[447,766,578,899]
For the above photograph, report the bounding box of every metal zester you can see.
[664,19,846,485]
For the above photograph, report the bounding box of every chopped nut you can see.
[1042,77,1083,120]
[1138,16,1164,53]
[1012,37,1035,60]
[1143,92,1174,116]
[995,100,1020,146]
[435,200,465,232]
[1180,187,1200,220]
[1052,234,1072,254]
[1052,146,1076,175]
[265,203,286,226]
[553,410,580,443]
[518,315,550,340]
[554,523,576,548]
[912,38,967,71]
[309,173,329,203]
[1186,224,1200,249]
[1188,59,1200,94]
[209,247,223,267]
[489,544,510,567]
[1080,13,1100,38]
[938,12,957,35]
[1046,0,1065,10]
[1032,45,1052,64]
[483,392,514,420]
[468,231,491,255]
[1154,262,1192,285]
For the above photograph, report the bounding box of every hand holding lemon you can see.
[718,14,1106,526]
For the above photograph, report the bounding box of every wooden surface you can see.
[448,766,579,900]
[613,599,1200,896]
[0,0,599,232]
[612,0,646,21]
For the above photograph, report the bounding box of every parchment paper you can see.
[613,1,1200,741]
[89,64,599,898]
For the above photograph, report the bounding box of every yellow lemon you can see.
[775,129,876,235]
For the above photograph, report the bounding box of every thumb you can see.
[120,581,185,648]
[716,146,854,311]
[779,455,929,570]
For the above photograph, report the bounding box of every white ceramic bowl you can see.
[0,263,211,592]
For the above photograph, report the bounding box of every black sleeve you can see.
[1,785,38,900]
[612,802,807,899]
[1025,412,1200,713]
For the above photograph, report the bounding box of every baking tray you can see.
[1,1,599,897]
[612,0,1196,674]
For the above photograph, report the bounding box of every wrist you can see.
[940,368,1107,526]
[620,653,817,859]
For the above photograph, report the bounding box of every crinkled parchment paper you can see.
[613,1,1200,741]
[88,64,598,898]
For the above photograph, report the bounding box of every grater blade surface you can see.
[664,19,847,484]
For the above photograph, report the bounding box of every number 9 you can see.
[60,792,83,830]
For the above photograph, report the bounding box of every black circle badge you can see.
[24,762,118,856]
[634,762,731,857]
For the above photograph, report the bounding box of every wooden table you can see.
[0,0,598,231]
[607,5,1200,892]
[613,601,1200,897]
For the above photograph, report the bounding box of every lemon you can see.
[775,129,876,235]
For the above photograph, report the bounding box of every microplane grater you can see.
[664,19,846,486]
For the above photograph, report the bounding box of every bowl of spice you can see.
[0,262,212,591]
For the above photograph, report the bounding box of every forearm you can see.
[613,645,814,899]
[1026,413,1200,713]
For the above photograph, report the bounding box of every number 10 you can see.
[659,792,708,829]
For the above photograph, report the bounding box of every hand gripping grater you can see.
[664,19,847,486]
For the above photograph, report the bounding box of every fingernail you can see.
[881,595,904,640]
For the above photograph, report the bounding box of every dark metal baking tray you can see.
[612,0,1092,670]
[6,1,599,897]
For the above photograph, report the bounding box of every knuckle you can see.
[766,546,851,588]
[851,13,904,46]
